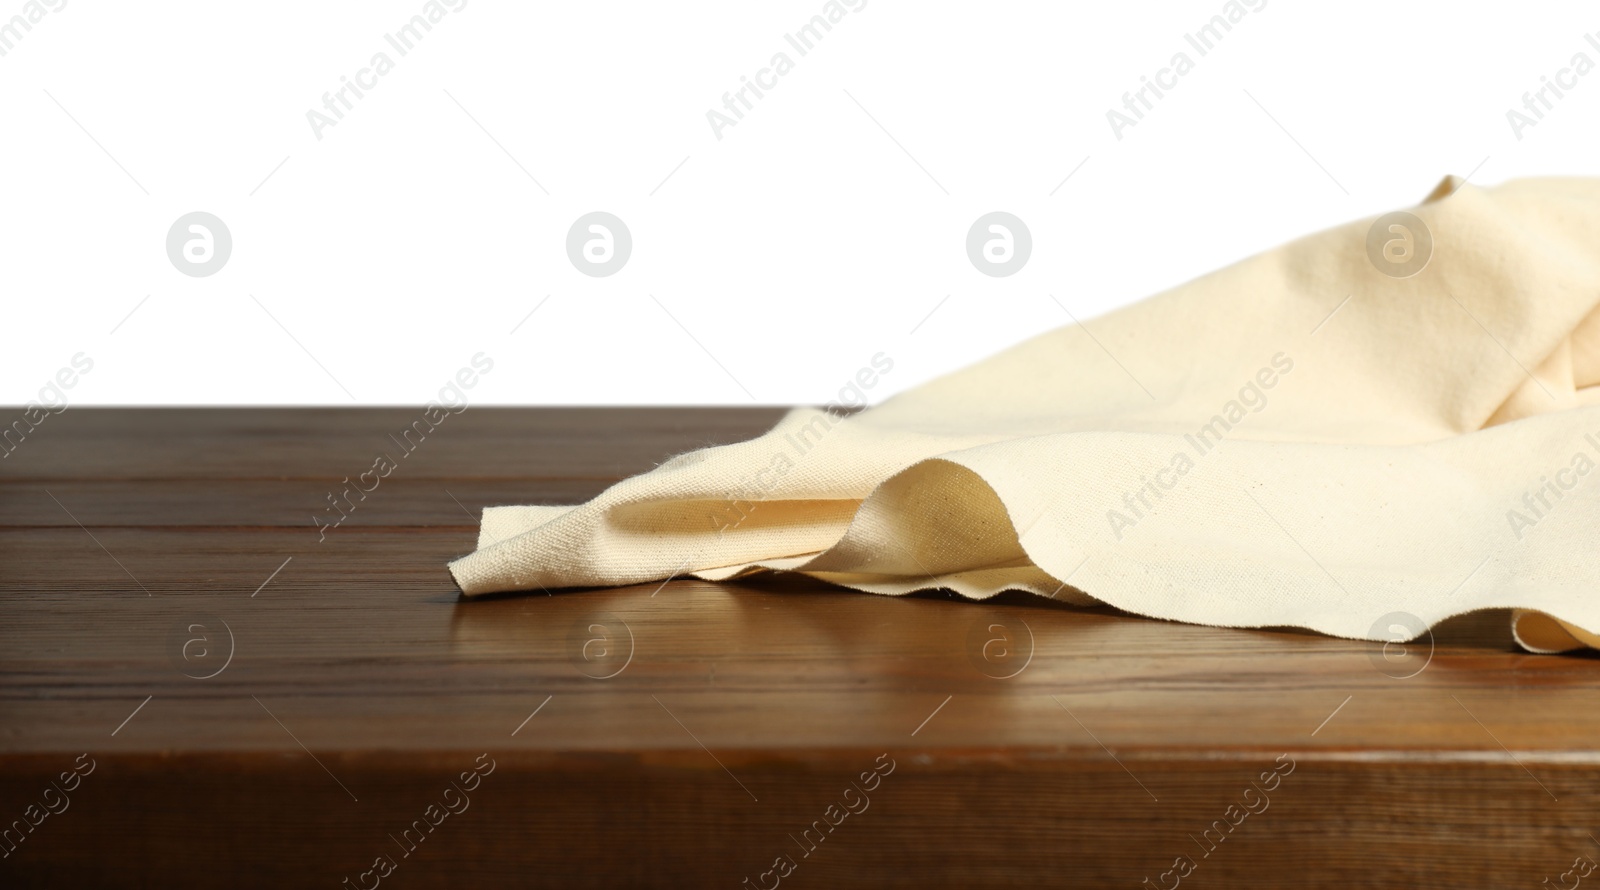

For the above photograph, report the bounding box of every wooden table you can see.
[2,408,1597,888]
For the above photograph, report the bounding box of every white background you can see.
[3,0,1597,406]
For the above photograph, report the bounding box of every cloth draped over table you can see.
[450,177,1600,654]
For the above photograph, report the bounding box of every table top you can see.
[2,408,1597,888]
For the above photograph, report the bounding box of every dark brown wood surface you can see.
[2,408,1597,889]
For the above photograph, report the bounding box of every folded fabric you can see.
[450,176,1600,654]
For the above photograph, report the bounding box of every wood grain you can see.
[1,409,1596,888]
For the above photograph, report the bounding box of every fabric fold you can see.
[449,176,1600,652]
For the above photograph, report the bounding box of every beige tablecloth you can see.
[450,176,1600,653]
